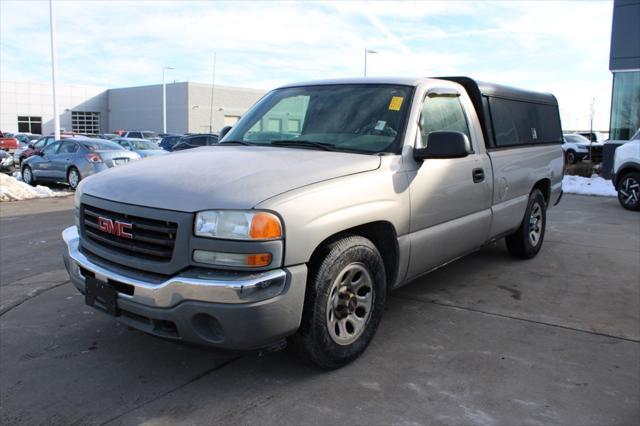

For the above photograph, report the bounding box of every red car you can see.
[0,131,19,153]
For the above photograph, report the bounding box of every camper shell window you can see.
[438,77,563,148]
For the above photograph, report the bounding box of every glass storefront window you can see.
[610,71,640,140]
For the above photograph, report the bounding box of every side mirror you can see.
[36,150,44,156]
[28,143,35,149]
[219,125,232,140]
[414,131,471,160]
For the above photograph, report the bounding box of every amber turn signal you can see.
[246,253,272,267]
[250,212,282,240]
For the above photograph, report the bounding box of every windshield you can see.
[142,131,157,139]
[222,84,413,154]
[130,139,160,150]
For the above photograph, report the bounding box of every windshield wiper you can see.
[270,140,337,151]
[221,140,253,146]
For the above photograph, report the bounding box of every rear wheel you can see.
[67,167,81,190]
[506,189,547,259]
[22,165,36,186]
[617,171,640,211]
[291,235,386,369]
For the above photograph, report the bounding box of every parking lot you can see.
[0,193,638,425]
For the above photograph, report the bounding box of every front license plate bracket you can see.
[85,277,119,316]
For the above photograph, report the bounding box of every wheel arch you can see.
[307,221,400,292]
[614,164,640,189]
[531,178,551,205]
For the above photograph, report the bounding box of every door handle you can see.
[472,168,485,183]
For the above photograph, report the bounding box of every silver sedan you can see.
[22,137,140,190]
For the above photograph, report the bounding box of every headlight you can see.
[194,210,282,240]
[1,156,13,166]
[74,182,84,209]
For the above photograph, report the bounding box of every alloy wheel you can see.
[326,263,374,346]
[619,176,640,206]
[23,167,32,184]
[68,169,79,189]
[528,202,543,246]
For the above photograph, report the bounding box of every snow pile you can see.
[0,173,72,202]
[562,175,617,197]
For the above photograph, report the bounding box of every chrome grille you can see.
[82,204,177,261]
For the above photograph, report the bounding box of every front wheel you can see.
[506,189,547,259]
[22,166,36,186]
[617,171,640,211]
[291,235,386,369]
[566,150,576,164]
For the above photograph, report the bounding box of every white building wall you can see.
[108,83,189,134]
[0,80,108,134]
[187,83,265,133]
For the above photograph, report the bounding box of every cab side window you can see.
[43,141,61,156]
[59,141,79,154]
[419,95,470,147]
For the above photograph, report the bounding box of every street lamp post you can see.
[49,0,60,140]
[364,48,378,77]
[162,66,175,134]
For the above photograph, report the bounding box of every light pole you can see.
[364,48,378,77]
[162,66,175,134]
[49,0,60,140]
[209,52,217,133]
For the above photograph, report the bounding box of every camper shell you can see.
[440,76,563,149]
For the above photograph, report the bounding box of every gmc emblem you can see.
[97,217,133,239]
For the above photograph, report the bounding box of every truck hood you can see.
[80,145,381,212]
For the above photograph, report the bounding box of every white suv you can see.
[612,131,640,211]
[562,133,592,164]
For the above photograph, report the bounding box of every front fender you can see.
[255,162,410,266]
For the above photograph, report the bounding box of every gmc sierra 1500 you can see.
[63,77,564,369]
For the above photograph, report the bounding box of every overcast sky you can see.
[1,0,613,130]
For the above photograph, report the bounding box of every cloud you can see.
[0,0,614,129]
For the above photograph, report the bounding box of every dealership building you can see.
[0,80,265,136]
[609,0,640,139]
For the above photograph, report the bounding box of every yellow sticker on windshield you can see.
[388,96,404,111]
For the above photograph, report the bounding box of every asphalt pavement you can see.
[0,194,638,425]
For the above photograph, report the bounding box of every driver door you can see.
[33,140,61,179]
[406,91,493,279]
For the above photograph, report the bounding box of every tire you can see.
[617,171,640,211]
[506,189,547,259]
[566,150,576,164]
[22,165,36,186]
[67,167,81,190]
[291,235,387,370]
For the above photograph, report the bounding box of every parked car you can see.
[171,133,219,151]
[562,134,591,164]
[578,131,607,143]
[0,131,19,153]
[121,131,161,143]
[62,76,563,369]
[12,133,41,146]
[15,134,76,166]
[158,134,184,152]
[22,138,140,190]
[111,137,169,158]
[0,149,15,174]
[612,139,640,211]
[97,133,118,140]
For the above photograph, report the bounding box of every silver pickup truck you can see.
[63,77,564,369]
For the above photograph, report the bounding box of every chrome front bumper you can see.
[63,226,291,307]
[62,226,307,349]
